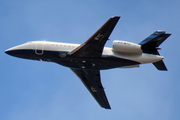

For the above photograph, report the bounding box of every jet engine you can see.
[112,40,142,54]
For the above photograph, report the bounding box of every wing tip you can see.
[111,16,121,19]
[104,107,111,109]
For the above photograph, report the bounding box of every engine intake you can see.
[112,40,142,54]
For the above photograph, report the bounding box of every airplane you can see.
[5,16,171,109]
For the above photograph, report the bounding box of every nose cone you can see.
[5,43,26,57]
[5,48,17,56]
[5,44,24,57]
[5,49,10,55]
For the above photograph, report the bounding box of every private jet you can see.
[5,16,171,109]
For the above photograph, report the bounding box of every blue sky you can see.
[1,0,180,120]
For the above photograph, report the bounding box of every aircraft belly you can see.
[55,54,140,70]
[7,49,139,70]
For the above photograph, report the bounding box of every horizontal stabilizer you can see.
[140,31,171,71]
[153,60,167,71]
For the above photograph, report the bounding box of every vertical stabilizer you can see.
[139,31,171,71]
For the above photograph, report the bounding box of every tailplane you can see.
[153,60,167,70]
[139,31,171,71]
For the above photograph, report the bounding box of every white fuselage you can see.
[5,16,169,109]
[6,41,163,69]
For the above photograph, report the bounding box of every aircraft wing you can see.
[68,16,120,58]
[68,17,120,109]
[70,68,111,109]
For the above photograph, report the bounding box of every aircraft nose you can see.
[5,49,15,56]
[5,43,29,57]
[5,45,21,57]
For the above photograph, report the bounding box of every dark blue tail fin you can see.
[139,31,171,70]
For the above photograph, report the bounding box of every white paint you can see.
[5,40,163,65]
[112,40,142,54]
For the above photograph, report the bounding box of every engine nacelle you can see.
[112,40,142,54]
